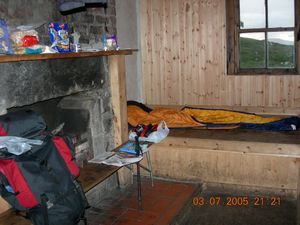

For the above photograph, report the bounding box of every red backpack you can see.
[0,110,88,225]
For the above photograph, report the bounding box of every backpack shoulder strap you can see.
[51,136,79,178]
[0,172,25,211]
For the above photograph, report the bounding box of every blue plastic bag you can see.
[48,23,70,53]
[0,19,12,54]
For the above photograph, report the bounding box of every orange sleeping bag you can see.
[127,105,203,128]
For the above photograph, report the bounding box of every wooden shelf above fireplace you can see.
[0,49,137,63]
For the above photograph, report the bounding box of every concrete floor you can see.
[84,178,197,225]
[84,178,297,225]
[171,184,297,225]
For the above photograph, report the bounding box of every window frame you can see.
[226,0,300,75]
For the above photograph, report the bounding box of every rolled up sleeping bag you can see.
[0,110,46,138]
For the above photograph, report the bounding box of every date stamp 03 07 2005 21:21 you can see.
[192,196,282,207]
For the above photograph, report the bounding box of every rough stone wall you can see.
[0,0,117,154]
[0,57,104,111]
[0,0,117,45]
[0,0,62,26]
[0,0,119,203]
[67,0,117,45]
[0,0,117,110]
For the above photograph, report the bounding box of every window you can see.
[226,0,300,75]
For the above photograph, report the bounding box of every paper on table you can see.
[101,154,143,167]
[88,151,143,167]
[88,152,115,164]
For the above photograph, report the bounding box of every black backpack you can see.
[0,110,88,225]
[0,110,47,138]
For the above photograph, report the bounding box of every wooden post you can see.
[108,55,128,146]
[108,55,131,187]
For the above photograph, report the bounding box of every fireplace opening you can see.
[7,90,113,167]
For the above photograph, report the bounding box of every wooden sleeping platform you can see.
[169,128,300,157]
[145,128,300,190]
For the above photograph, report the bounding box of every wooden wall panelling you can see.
[140,0,151,103]
[191,0,200,105]
[163,0,172,104]
[294,77,300,105]
[172,0,181,104]
[182,0,192,104]
[178,0,185,105]
[140,0,300,110]
[154,0,163,104]
[297,159,300,225]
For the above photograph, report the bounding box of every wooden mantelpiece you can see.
[0,49,136,63]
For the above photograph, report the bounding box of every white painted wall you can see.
[116,0,142,102]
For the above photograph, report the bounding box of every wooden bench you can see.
[146,128,300,189]
[0,163,120,225]
[143,104,300,187]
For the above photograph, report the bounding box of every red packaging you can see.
[21,35,38,47]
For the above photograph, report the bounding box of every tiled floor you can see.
[85,178,197,225]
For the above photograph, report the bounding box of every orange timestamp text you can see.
[192,196,282,207]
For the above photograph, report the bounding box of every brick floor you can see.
[85,178,197,225]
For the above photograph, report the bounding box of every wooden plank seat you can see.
[0,163,119,225]
[147,128,300,189]
[165,128,300,157]
[78,163,119,193]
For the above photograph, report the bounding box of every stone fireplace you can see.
[0,0,126,207]
[1,55,120,206]
[2,56,113,161]
[6,58,113,166]
[0,0,118,155]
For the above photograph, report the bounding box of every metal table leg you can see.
[146,151,154,187]
[136,161,142,210]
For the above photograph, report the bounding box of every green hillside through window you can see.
[240,37,294,69]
